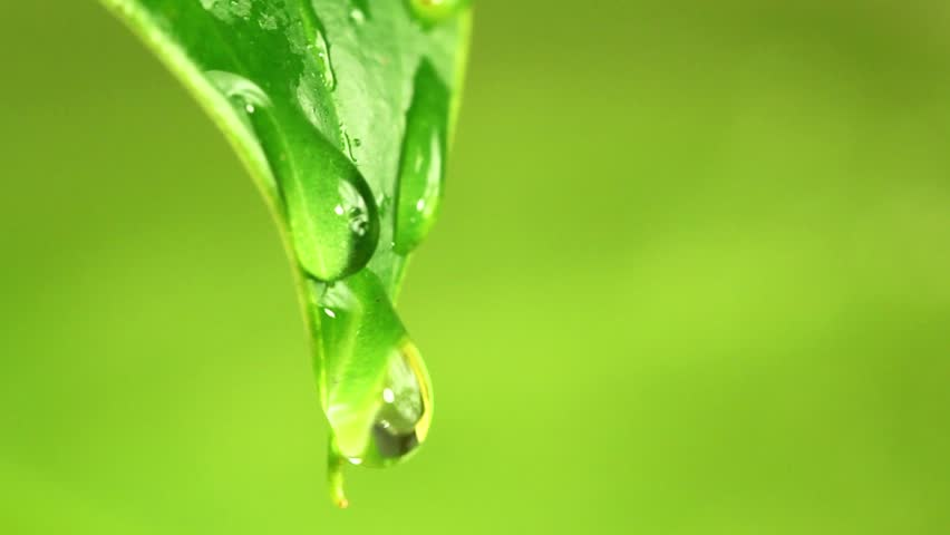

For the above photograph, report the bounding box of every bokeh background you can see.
[2,1,948,533]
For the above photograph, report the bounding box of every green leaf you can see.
[99,0,471,507]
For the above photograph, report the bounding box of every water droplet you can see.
[313,27,337,90]
[363,341,431,464]
[350,0,371,23]
[405,0,466,26]
[318,271,433,469]
[281,142,379,281]
[393,61,450,254]
[206,71,272,116]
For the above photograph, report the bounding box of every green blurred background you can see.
[1,1,948,533]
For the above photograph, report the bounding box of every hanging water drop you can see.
[280,139,379,282]
[393,60,450,254]
[314,271,433,480]
[329,339,431,468]
[362,341,431,464]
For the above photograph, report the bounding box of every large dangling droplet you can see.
[311,271,433,505]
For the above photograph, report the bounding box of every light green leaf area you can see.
[99,0,471,506]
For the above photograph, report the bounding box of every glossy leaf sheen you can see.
[100,0,470,506]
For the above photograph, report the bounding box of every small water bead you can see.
[405,0,467,26]
[393,60,450,254]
